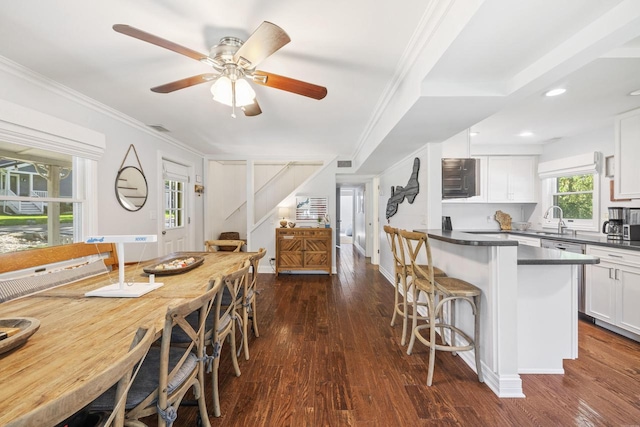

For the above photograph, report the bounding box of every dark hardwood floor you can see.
[144,244,640,426]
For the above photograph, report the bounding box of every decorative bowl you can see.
[0,317,40,355]
[143,256,204,276]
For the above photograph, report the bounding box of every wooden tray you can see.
[143,256,204,276]
[0,317,40,355]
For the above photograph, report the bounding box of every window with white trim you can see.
[0,141,86,252]
[0,99,104,253]
[538,152,601,231]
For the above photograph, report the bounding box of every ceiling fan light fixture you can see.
[210,76,256,107]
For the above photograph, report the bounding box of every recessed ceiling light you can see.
[629,89,640,96]
[519,131,534,137]
[544,88,566,97]
[470,131,479,136]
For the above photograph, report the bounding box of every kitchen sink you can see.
[525,230,577,237]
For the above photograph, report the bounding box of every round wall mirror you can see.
[115,166,148,211]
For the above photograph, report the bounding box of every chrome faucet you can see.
[544,205,567,234]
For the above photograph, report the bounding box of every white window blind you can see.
[538,152,602,179]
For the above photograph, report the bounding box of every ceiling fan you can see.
[113,22,328,117]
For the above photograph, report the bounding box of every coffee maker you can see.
[603,207,624,240]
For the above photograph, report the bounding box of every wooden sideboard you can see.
[275,228,332,276]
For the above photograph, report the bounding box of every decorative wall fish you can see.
[386,157,420,220]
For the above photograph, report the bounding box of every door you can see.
[616,265,640,335]
[585,262,616,323]
[162,160,189,255]
[304,231,331,269]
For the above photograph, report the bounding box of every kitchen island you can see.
[414,229,599,398]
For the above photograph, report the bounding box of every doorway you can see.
[339,188,354,245]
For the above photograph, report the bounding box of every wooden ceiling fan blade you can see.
[253,71,327,100]
[150,74,217,93]
[113,24,208,62]
[242,100,262,116]
[233,22,291,69]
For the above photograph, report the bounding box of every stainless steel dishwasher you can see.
[540,239,588,317]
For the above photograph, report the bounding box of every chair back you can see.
[160,279,222,400]
[222,260,251,304]
[205,239,244,252]
[383,225,407,272]
[398,230,435,293]
[102,326,155,426]
[249,248,267,288]
[124,278,223,425]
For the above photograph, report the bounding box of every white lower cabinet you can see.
[585,246,640,335]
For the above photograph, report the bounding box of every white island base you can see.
[517,264,577,374]
[416,230,597,398]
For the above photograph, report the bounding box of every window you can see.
[542,172,599,230]
[539,152,601,232]
[0,100,104,254]
[0,142,86,253]
[164,179,185,229]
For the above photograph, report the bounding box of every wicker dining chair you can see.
[211,262,251,417]
[399,229,483,386]
[91,280,223,426]
[384,225,446,346]
[240,248,267,360]
[56,326,155,427]
[205,239,244,252]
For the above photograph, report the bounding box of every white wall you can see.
[443,203,537,230]
[0,61,205,260]
[249,162,338,273]
[206,161,322,242]
[378,145,440,281]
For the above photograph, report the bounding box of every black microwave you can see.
[623,224,640,241]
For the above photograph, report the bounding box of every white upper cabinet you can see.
[487,156,537,203]
[615,108,640,199]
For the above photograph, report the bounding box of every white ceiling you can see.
[1,1,640,174]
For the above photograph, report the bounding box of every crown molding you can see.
[0,55,204,158]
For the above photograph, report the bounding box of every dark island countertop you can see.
[469,229,640,252]
[414,229,600,266]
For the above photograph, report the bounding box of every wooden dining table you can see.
[0,251,252,427]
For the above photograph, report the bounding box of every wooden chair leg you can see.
[251,298,259,337]
[212,357,222,417]
[407,286,419,355]
[450,299,457,355]
[390,273,400,327]
[474,295,484,383]
[427,295,437,386]
[243,305,250,361]
[229,323,241,377]
[400,276,410,346]
[194,372,211,427]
